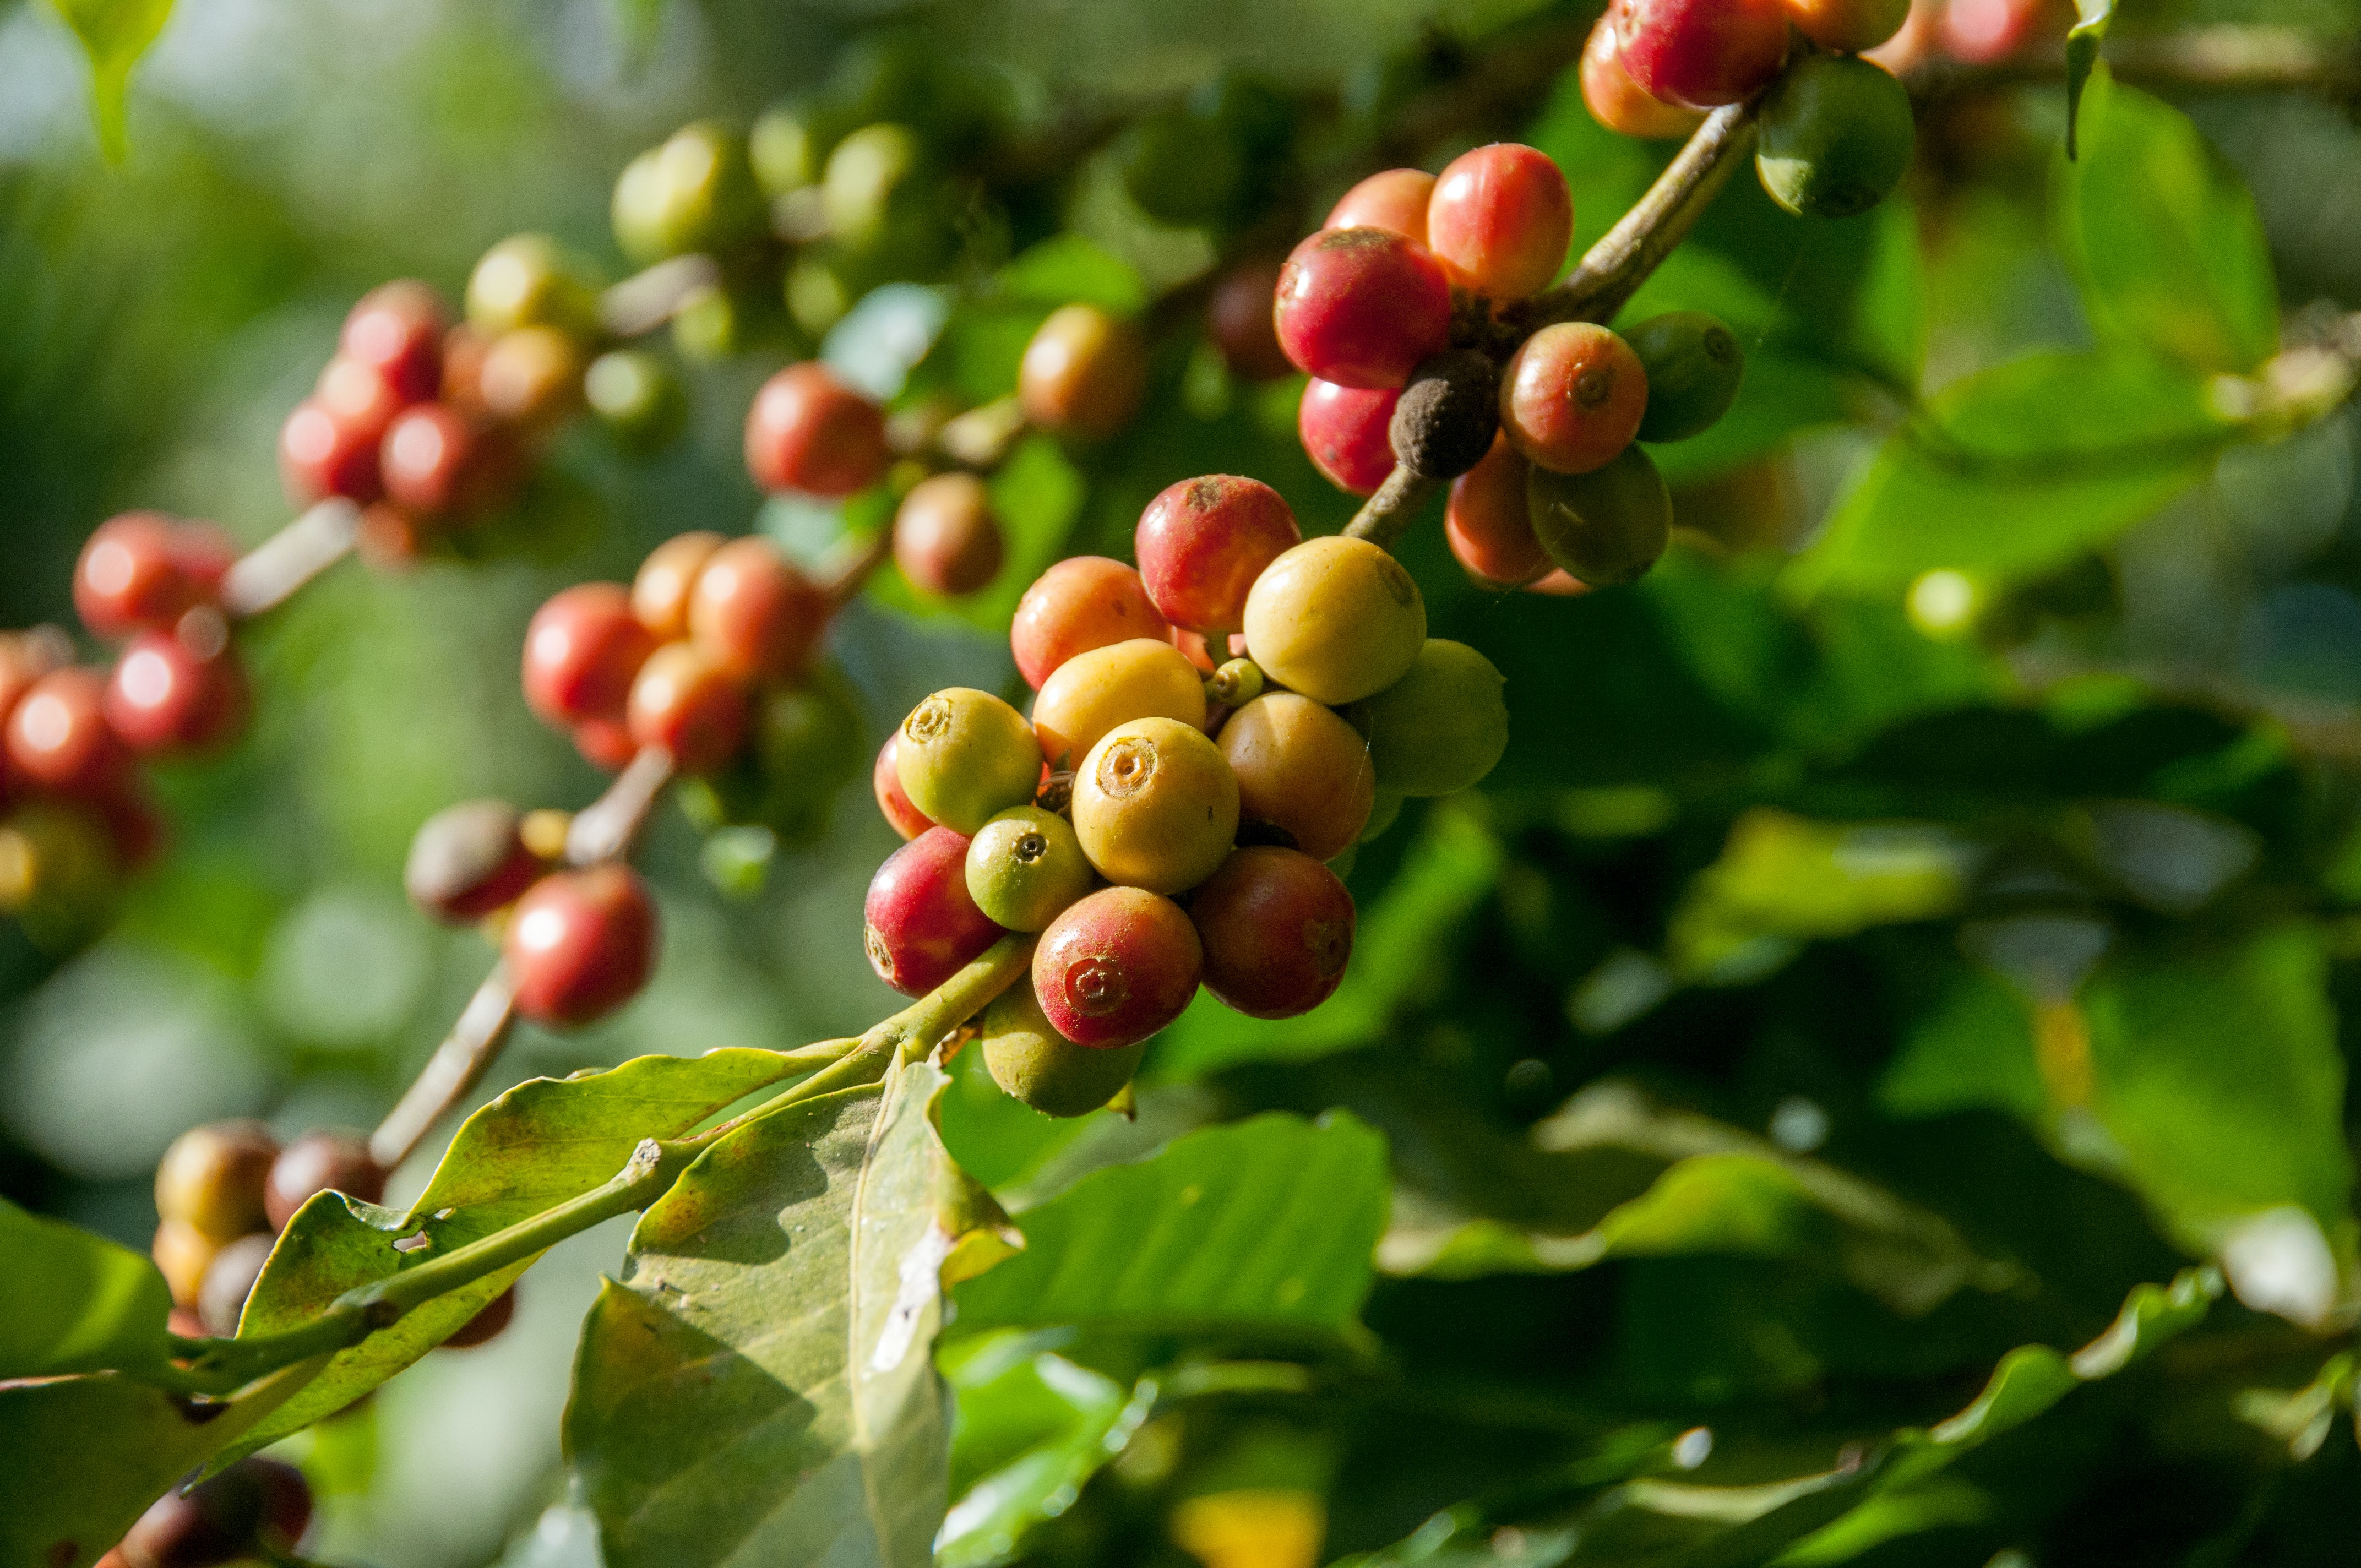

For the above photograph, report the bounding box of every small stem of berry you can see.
[220,500,363,620]
[367,964,519,1174]
[820,525,896,611]
[564,744,677,866]
[1341,466,1441,552]
[599,253,724,339]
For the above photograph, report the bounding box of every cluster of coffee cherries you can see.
[1280,142,1748,590]
[0,516,258,950]
[866,475,1507,1117]
[101,1455,311,1568]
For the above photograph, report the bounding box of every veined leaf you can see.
[0,1196,173,1380]
[48,0,173,161]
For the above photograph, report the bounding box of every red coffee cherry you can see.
[341,280,447,405]
[103,629,249,755]
[155,1119,278,1242]
[315,355,406,448]
[6,667,129,794]
[1783,0,1910,51]
[1936,0,2054,63]
[382,403,516,518]
[573,716,640,772]
[744,362,890,496]
[1446,434,1550,587]
[169,522,238,606]
[894,473,1005,597]
[405,799,543,924]
[1190,846,1356,1019]
[1325,167,1436,244]
[1274,227,1453,391]
[1134,475,1302,636]
[632,530,726,641]
[442,1284,517,1348]
[1009,556,1170,690]
[1018,304,1149,441]
[522,584,657,728]
[280,400,384,506]
[1613,0,1790,110]
[1032,885,1202,1048]
[1500,322,1649,475]
[688,537,830,684]
[1426,144,1574,302]
[118,1456,312,1568]
[1206,257,1294,382]
[1298,379,1400,497]
[504,864,659,1027]
[626,642,749,775]
[76,512,209,640]
[264,1128,387,1231]
[872,731,934,840]
[1217,692,1375,862]
[863,826,1004,997]
[1581,17,1707,138]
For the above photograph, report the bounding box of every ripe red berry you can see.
[504,864,659,1027]
[1298,379,1400,497]
[1206,257,1294,382]
[873,731,934,840]
[1032,885,1202,1048]
[118,1455,312,1568]
[382,403,517,518]
[863,826,1004,997]
[1446,433,1549,587]
[744,362,890,496]
[1134,475,1302,636]
[1426,144,1574,302]
[1581,16,1707,138]
[1190,847,1356,1019]
[1325,168,1436,244]
[522,584,657,728]
[1613,0,1791,110]
[264,1128,387,1231]
[405,799,543,924]
[341,280,447,405]
[1499,322,1649,475]
[1010,556,1170,690]
[104,629,248,755]
[573,716,640,772]
[688,537,830,684]
[631,531,725,641]
[315,355,405,443]
[1274,227,1453,391]
[626,641,749,775]
[1936,0,2053,63]
[6,667,128,794]
[75,513,210,640]
[442,1283,518,1348]
[280,399,384,506]
[894,473,1005,597]
[1018,304,1149,441]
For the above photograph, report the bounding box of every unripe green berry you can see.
[1071,716,1240,894]
[1526,443,1672,586]
[752,99,840,196]
[747,671,867,847]
[1626,312,1745,443]
[466,234,601,341]
[1347,640,1509,797]
[1390,349,1500,480]
[1756,53,1916,220]
[823,123,940,258]
[897,687,1041,835]
[585,350,687,451]
[1206,658,1263,708]
[981,980,1146,1118]
[965,806,1095,932]
[1362,790,1405,843]
[1242,536,1426,706]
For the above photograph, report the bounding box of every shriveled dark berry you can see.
[1389,349,1501,480]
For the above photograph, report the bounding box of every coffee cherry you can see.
[1936,0,2052,64]
[1782,0,1910,50]
[1206,657,1264,709]
[466,233,601,340]
[505,865,659,1027]
[264,1128,386,1231]
[104,629,248,756]
[894,473,1005,597]
[480,325,587,431]
[1136,475,1302,636]
[1019,304,1148,442]
[405,799,542,923]
[1526,443,1673,586]
[150,1218,219,1310]
[1242,536,1426,706]
[382,404,517,518]
[1500,322,1649,476]
[573,716,639,771]
[966,805,1095,932]
[1206,258,1294,382]
[523,584,657,728]
[7,667,129,794]
[279,399,383,505]
[864,826,1004,996]
[627,642,749,775]
[1190,847,1356,1019]
[612,120,766,264]
[1581,18,1707,139]
[0,630,61,729]
[746,362,891,497]
[1274,227,1452,391]
[1757,54,1917,220]
[195,1232,273,1336]
[442,1284,517,1348]
[1031,638,1207,772]
[823,122,942,257]
[1299,379,1400,497]
[1011,558,1172,692]
[1446,434,1549,587]
[316,356,406,445]
[340,281,445,406]
[981,979,1147,1117]
[689,537,830,684]
[1071,717,1239,895]
[118,1456,311,1568]
[1217,693,1375,862]
[1426,143,1574,301]
[1324,167,1435,244]
[897,687,1041,834]
[1613,0,1791,110]
[0,797,123,949]
[76,513,209,640]
[585,349,687,452]
[169,524,237,607]
[1627,312,1745,442]
[439,323,493,419]
[631,531,726,642]
[1391,349,1500,481]
[1032,885,1202,1048]
[751,99,832,196]
[1527,569,1594,597]
[156,1120,278,1242]
[873,731,933,840]
[1348,640,1509,797]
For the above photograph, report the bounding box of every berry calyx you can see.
[405,799,544,923]
[1031,638,1207,773]
[1446,434,1550,587]
[1018,304,1149,441]
[1274,227,1453,390]
[1298,379,1401,498]
[688,537,830,684]
[1010,556,1171,690]
[1626,312,1746,442]
[873,731,934,840]
[504,865,659,1028]
[965,805,1096,932]
[894,472,1005,597]
[1347,639,1510,798]
[1241,536,1427,707]
[627,642,750,775]
[1071,716,1240,895]
[1190,847,1356,1019]
[155,1120,278,1242]
[1135,475,1302,636]
[863,826,1004,996]
[1426,143,1574,302]
[982,979,1147,1117]
[1390,349,1501,480]
[522,584,657,729]
[897,687,1042,835]
[1031,885,1203,1048]
[1324,168,1436,244]
[631,531,726,642]
[1217,692,1376,862]
[264,1128,387,1231]
[1526,442,1673,586]
[745,362,891,497]
[1613,0,1791,110]
[1500,322,1649,475]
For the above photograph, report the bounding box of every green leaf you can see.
[938,1343,1155,1568]
[2063,0,2114,157]
[993,234,1147,314]
[1790,351,2231,592]
[2057,73,2279,373]
[949,1112,1389,1341]
[0,1196,173,1380]
[216,1047,812,1466]
[0,1353,326,1568]
[48,0,173,162]
[569,1059,977,1568]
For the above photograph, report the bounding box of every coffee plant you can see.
[7,0,2361,1564]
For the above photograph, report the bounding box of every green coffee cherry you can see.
[1627,313,1745,443]
[823,123,948,265]
[585,350,686,451]
[752,98,847,197]
[612,121,767,267]
[897,687,1041,835]
[981,980,1147,1118]
[1526,444,1672,586]
[749,673,867,847]
[1756,54,1916,220]
[965,807,1095,932]
[1347,640,1508,798]
[1207,658,1264,709]
[0,800,122,955]
[1362,790,1405,844]
[466,234,602,340]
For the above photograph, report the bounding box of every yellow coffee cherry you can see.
[1241,536,1426,705]
[1217,693,1374,862]
[1071,717,1239,894]
[897,687,1041,835]
[981,979,1147,1118]
[1030,637,1206,770]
